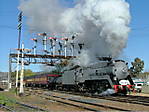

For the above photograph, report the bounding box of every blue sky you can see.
[0,0,149,72]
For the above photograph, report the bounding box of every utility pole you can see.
[16,12,22,88]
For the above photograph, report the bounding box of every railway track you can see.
[94,95,149,106]
[15,101,48,111]
[0,104,15,112]
[25,88,149,111]
[28,87,149,105]
[0,98,48,112]
[51,90,149,106]
[34,91,130,111]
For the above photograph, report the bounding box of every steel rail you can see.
[53,90,149,106]
[0,97,48,112]
[15,101,48,112]
[48,94,131,111]
[0,104,15,112]
[34,94,98,111]
[25,87,149,111]
[28,89,131,111]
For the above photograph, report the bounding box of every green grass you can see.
[0,89,18,107]
[0,94,14,106]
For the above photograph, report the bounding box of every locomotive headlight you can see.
[113,76,117,81]
[112,60,115,64]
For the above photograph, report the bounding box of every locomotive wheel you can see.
[78,84,85,92]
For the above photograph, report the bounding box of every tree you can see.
[130,58,144,77]
[138,72,149,79]
[24,69,35,77]
[11,69,35,79]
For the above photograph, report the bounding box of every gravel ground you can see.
[130,85,149,96]
[47,91,149,111]
[142,85,149,93]
[1,88,149,111]
[0,90,85,111]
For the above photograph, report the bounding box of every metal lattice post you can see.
[18,12,22,50]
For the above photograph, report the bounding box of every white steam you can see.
[19,0,64,32]
[19,0,131,66]
[100,89,116,96]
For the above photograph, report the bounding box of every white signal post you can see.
[19,43,31,95]
[58,42,63,55]
[53,38,56,57]
[16,50,20,88]
[64,38,68,58]
[71,35,75,56]
[38,33,48,53]
[71,43,74,56]
[43,33,47,52]
[31,38,37,56]
[34,40,37,55]
[48,37,53,55]
[50,39,53,55]
[19,43,24,95]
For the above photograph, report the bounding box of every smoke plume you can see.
[19,0,64,32]
[19,0,131,66]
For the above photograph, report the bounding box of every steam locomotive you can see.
[24,57,134,95]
